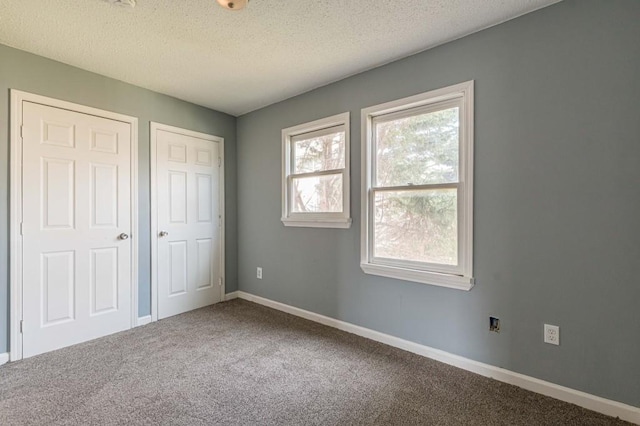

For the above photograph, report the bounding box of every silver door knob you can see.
[118,233,130,240]
[159,231,169,237]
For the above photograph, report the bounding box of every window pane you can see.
[292,173,343,213]
[374,188,457,265]
[375,107,459,187]
[293,131,345,174]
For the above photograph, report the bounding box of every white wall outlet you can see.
[544,324,560,345]
[257,267,263,280]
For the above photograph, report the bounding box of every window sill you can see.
[281,217,352,229]
[360,262,474,291]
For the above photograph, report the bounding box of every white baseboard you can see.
[0,352,9,366]
[236,291,640,424]
[224,291,239,301]
[136,315,152,326]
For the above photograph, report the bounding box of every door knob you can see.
[159,231,169,237]
[118,233,130,240]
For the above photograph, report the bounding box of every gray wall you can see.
[237,0,640,408]
[0,44,239,353]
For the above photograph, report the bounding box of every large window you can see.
[361,82,474,290]
[282,112,351,228]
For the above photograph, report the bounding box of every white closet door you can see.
[156,128,222,319]
[21,101,133,358]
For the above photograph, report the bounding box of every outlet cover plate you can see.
[544,324,560,345]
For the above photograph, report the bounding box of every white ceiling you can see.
[0,0,560,116]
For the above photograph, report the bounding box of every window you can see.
[361,81,474,290]
[282,112,351,228]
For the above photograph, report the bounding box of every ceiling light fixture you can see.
[103,0,136,7]
[216,0,248,11]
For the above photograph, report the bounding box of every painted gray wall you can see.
[0,44,239,353]
[237,0,640,408]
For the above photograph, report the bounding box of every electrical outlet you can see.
[257,267,262,280]
[489,316,500,333]
[544,324,560,345]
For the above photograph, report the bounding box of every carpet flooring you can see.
[0,299,630,425]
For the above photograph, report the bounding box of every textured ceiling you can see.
[0,0,560,116]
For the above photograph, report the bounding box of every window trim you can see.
[360,81,474,290]
[282,112,351,229]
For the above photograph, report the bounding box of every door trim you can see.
[9,90,139,361]
[150,122,226,322]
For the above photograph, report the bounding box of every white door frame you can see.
[150,122,226,322]
[9,90,139,361]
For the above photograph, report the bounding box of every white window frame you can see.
[282,112,351,228]
[360,81,474,290]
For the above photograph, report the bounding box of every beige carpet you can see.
[0,299,630,425]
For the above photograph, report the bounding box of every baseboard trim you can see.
[236,291,639,424]
[0,353,9,366]
[136,315,152,326]
[224,291,239,301]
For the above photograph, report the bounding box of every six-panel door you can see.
[21,101,133,358]
[156,129,222,319]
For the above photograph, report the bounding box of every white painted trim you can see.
[360,263,474,290]
[282,218,352,229]
[281,112,351,229]
[9,91,23,362]
[131,110,140,329]
[150,122,226,323]
[9,90,139,362]
[224,291,239,301]
[136,315,152,326]
[150,123,158,323]
[360,81,474,290]
[0,353,9,366]
[235,291,640,424]
[219,136,227,305]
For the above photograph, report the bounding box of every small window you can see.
[361,82,474,290]
[282,112,351,228]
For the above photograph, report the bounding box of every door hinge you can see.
[218,215,222,228]
[218,277,223,287]
[218,157,222,167]
[20,222,24,236]
[20,320,24,334]
[20,125,24,139]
